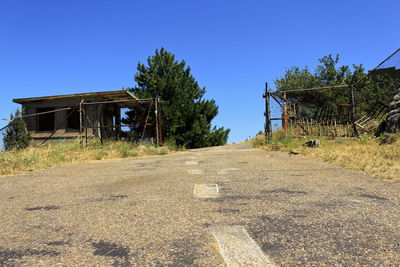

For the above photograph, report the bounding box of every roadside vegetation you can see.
[0,139,175,177]
[251,130,400,182]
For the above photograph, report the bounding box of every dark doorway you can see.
[37,108,55,132]
[67,108,80,131]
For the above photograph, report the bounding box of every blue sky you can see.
[0,0,399,143]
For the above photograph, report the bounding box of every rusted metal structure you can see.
[264,85,388,139]
[264,85,359,139]
[264,48,400,139]
[12,90,163,146]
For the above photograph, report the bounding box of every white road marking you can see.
[187,169,203,175]
[217,168,240,175]
[211,225,275,267]
[193,184,219,198]
[185,161,198,165]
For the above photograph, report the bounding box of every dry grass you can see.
[0,139,172,177]
[252,131,400,182]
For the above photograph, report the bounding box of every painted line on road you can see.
[211,225,275,267]
[193,184,219,198]
[217,168,240,175]
[187,169,203,175]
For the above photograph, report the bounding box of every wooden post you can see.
[79,99,84,148]
[283,92,288,136]
[334,120,338,138]
[350,83,357,136]
[264,83,272,140]
[310,119,313,136]
[84,105,88,147]
[155,97,159,146]
[115,106,121,140]
[141,100,153,142]
[157,97,163,146]
[318,122,321,136]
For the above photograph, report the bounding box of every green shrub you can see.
[116,143,137,158]
[251,134,266,147]
[2,109,30,151]
[378,132,398,145]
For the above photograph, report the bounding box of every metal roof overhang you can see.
[12,90,147,108]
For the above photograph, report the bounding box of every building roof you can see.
[13,90,139,104]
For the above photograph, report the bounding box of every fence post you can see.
[264,82,272,141]
[318,122,321,136]
[79,99,84,148]
[350,83,358,136]
[283,92,288,136]
[155,97,159,146]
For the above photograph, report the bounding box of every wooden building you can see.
[13,90,160,145]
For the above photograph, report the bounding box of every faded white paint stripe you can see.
[212,225,275,267]
[187,169,203,175]
[193,184,219,198]
[217,168,240,175]
[185,161,198,165]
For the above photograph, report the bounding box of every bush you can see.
[378,132,398,145]
[2,110,30,151]
[251,134,266,147]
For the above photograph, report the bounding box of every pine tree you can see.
[124,48,229,148]
[3,109,30,151]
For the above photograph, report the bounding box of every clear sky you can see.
[1,0,399,143]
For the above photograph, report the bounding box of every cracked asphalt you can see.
[1,143,399,266]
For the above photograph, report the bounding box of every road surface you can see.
[1,143,399,266]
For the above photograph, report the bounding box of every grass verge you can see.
[0,139,174,177]
[251,130,400,182]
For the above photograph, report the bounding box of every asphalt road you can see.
[1,143,399,266]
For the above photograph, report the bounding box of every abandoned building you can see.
[13,90,162,145]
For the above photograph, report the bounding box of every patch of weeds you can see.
[95,150,108,160]
[26,205,60,211]
[156,147,168,155]
[251,134,266,147]
[117,144,137,158]
[378,133,398,145]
